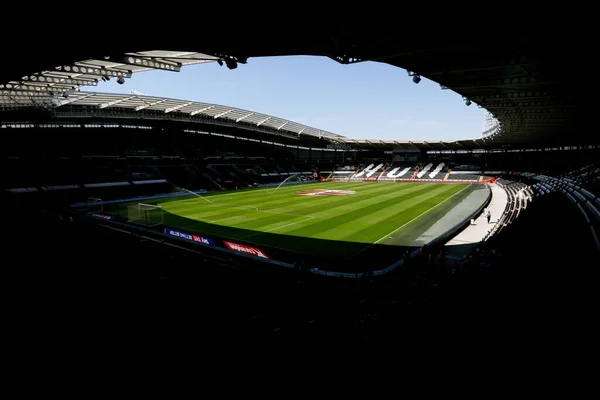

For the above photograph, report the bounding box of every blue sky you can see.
[88,56,486,141]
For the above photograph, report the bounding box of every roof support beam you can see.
[118,56,182,72]
[55,64,132,78]
[135,98,167,111]
[21,76,98,86]
[99,96,135,109]
[53,93,96,107]
[31,73,98,84]
[190,105,215,116]
[298,126,306,135]
[2,83,80,92]
[165,101,193,113]
[236,112,253,122]
[277,121,288,130]
[257,116,271,126]
[214,109,234,119]
[392,140,405,149]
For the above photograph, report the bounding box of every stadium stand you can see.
[446,186,598,342]
[445,164,482,182]
[379,164,414,181]
[482,179,533,238]
[525,166,600,250]
[2,27,594,360]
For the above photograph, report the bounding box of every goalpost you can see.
[87,197,103,213]
[128,203,164,227]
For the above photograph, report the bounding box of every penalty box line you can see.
[185,203,311,223]
[237,216,316,240]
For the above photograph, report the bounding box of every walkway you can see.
[444,183,508,258]
[412,184,490,247]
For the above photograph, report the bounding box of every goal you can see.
[128,203,164,227]
[87,197,103,213]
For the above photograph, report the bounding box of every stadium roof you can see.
[43,91,343,140]
[1,91,484,151]
[0,51,217,107]
[0,24,583,148]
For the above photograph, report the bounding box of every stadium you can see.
[4,24,595,359]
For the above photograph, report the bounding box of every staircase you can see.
[349,166,362,180]
[443,169,452,181]
[377,164,391,180]
[409,167,420,180]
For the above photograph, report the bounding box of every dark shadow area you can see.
[10,190,592,362]
[4,210,480,360]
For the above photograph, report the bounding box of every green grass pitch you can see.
[112,181,472,266]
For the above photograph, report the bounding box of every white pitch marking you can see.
[238,216,316,240]
[185,204,309,222]
[373,184,471,244]
[348,185,471,259]
[263,216,316,232]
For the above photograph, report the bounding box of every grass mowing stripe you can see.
[282,184,443,237]
[235,182,417,218]
[110,181,369,214]
[309,184,460,241]
[374,184,471,244]
[166,182,429,244]
[238,216,317,240]
[234,183,430,231]
[160,181,376,218]
[171,181,404,212]
[121,182,476,270]
[163,182,418,226]
[216,186,405,229]
[346,184,472,259]
[195,181,369,201]
[330,184,464,242]
[111,182,472,265]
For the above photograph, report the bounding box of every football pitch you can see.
[110,181,473,269]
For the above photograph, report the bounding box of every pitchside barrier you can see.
[81,211,296,270]
[84,206,378,278]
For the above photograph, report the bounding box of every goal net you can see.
[128,203,164,227]
[87,197,103,213]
